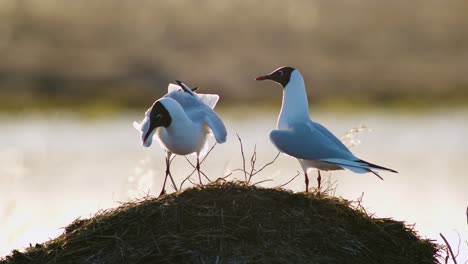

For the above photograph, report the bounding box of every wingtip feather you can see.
[358,159,398,173]
[368,169,384,180]
[133,121,142,130]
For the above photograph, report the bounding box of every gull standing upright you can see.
[255,66,397,192]
[133,80,227,195]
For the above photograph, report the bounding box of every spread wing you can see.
[197,94,219,109]
[165,83,227,143]
[269,122,356,161]
[166,82,219,109]
[203,110,227,143]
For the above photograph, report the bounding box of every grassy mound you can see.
[2,182,439,264]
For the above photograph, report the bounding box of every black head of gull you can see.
[255,66,296,88]
[143,101,172,144]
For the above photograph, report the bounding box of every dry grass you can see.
[1,181,439,264]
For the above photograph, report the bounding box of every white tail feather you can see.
[320,158,385,179]
[321,158,393,172]
[197,94,219,109]
[167,83,181,93]
[319,158,367,172]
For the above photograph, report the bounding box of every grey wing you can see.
[167,90,227,143]
[312,121,353,154]
[165,90,201,110]
[269,123,356,160]
[166,89,219,110]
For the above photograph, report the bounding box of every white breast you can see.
[277,70,310,130]
[157,119,208,155]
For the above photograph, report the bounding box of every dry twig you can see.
[276,171,301,188]
[236,134,248,182]
[440,233,458,264]
[179,143,217,190]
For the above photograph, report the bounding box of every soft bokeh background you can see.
[1,0,468,109]
[0,0,467,260]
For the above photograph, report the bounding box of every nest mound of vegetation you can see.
[2,181,439,264]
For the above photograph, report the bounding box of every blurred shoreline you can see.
[1,96,467,117]
[1,0,467,110]
[1,100,467,122]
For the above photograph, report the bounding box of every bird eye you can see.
[152,113,162,120]
[277,70,284,76]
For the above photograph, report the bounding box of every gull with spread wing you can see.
[134,81,227,195]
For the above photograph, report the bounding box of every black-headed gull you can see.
[256,66,397,192]
[134,80,227,195]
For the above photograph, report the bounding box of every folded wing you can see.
[270,123,356,161]
[269,122,396,178]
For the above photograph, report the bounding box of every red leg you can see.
[159,174,168,196]
[317,170,322,190]
[196,156,202,185]
[159,160,170,196]
[305,172,309,192]
[159,155,171,196]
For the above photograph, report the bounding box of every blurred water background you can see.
[0,0,467,260]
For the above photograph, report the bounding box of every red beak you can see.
[255,75,268,81]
